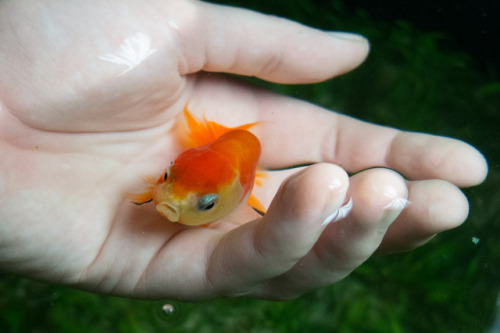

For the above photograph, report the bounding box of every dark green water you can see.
[1,1,498,332]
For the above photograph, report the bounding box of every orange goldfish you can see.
[130,106,265,226]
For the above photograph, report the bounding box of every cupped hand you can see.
[0,0,487,300]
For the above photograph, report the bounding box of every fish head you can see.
[152,150,246,226]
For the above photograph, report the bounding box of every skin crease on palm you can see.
[0,0,488,300]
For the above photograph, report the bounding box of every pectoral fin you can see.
[247,193,266,216]
[129,190,153,205]
[129,175,156,204]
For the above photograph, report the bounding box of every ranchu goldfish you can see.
[130,106,265,226]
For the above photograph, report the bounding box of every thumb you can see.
[206,163,349,297]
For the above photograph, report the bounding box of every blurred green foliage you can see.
[2,0,499,332]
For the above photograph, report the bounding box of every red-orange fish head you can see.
[152,145,249,226]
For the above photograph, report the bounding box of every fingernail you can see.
[382,185,411,210]
[383,198,411,210]
[328,175,343,191]
[328,31,368,43]
[321,197,353,227]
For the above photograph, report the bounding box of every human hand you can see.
[0,0,487,300]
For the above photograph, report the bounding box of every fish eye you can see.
[197,194,218,211]
[163,162,173,181]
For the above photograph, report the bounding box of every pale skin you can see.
[0,0,487,300]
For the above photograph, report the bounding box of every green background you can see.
[2,1,499,332]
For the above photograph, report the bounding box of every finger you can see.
[256,168,407,297]
[180,2,369,83]
[251,167,307,209]
[205,163,349,297]
[189,75,487,188]
[378,179,469,253]
[251,95,487,187]
[386,132,488,187]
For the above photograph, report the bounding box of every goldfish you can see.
[130,105,265,226]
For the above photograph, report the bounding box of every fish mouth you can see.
[156,202,180,222]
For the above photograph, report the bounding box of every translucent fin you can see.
[246,169,267,214]
[183,105,258,147]
[247,193,266,215]
[129,191,153,205]
[128,175,157,204]
[254,170,267,187]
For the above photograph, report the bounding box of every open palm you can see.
[0,0,487,300]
